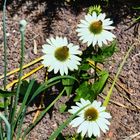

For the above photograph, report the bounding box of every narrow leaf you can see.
[62,78,75,96]
[0,89,15,98]
[91,70,109,97]
[74,81,93,101]
[92,41,117,62]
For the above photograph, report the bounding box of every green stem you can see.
[11,28,25,135]
[94,45,98,82]
[0,113,11,140]
[3,0,7,89]
[3,0,8,119]
[94,61,97,81]
[2,0,8,138]
[9,96,13,123]
[16,109,26,140]
[13,80,35,132]
[103,45,134,106]
[0,120,4,140]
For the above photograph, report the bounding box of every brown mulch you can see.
[0,0,140,140]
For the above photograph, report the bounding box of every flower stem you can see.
[2,0,8,138]
[0,113,11,140]
[11,23,26,135]
[103,45,134,107]
[94,45,98,82]
[3,0,8,119]
[0,122,4,140]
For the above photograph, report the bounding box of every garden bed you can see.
[0,0,140,139]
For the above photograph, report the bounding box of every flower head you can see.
[76,12,115,47]
[42,36,82,75]
[69,98,111,138]
[88,5,102,15]
[19,19,27,32]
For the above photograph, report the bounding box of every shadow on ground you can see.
[0,0,140,35]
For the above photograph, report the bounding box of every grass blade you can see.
[22,89,66,137]
[103,45,134,106]
[28,75,78,105]
[0,113,11,140]
[13,80,35,132]
[11,20,27,136]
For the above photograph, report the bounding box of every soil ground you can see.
[0,0,140,140]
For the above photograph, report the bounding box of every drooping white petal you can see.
[80,98,91,106]
[92,101,102,109]
[77,121,89,136]
[76,102,84,108]
[98,13,106,21]
[88,122,94,138]
[87,35,94,46]
[85,14,93,23]
[54,62,60,74]
[102,30,116,41]
[70,116,84,127]
[77,23,88,28]
[60,64,65,75]
[103,25,115,30]
[92,122,100,137]
[80,19,89,25]
[98,106,106,112]
[98,118,111,125]
[92,38,97,47]
[96,119,109,133]
[100,112,112,119]
[91,12,97,20]
[103,18,113,26]
[68,106,81,114]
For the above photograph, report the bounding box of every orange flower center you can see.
[84,107,99,121]
[89,20,103,34]
[55,46,69,61]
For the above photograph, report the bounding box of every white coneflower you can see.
[69,98,111,138]
[42,36,82,75]
[76,12,115,47]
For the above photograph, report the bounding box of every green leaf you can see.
[56,133,65,140]
[22,89,65,137]
[0,89,15,98]
[19,80,40,99]
[46,75,78,85]
[74,81,93,102]
[0,113,11,140]
[0,89,15,108]
[92,41,117,63]
[13,79,36,130]
[79,63,90,71]
[132,6,140,10]
[59,104,67,113]
[91,70,109,97]
[0,101,5,108]
[75,71,109,102]
[62,78,75,96]
[0,98,9,108]
[28,76,78,105]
